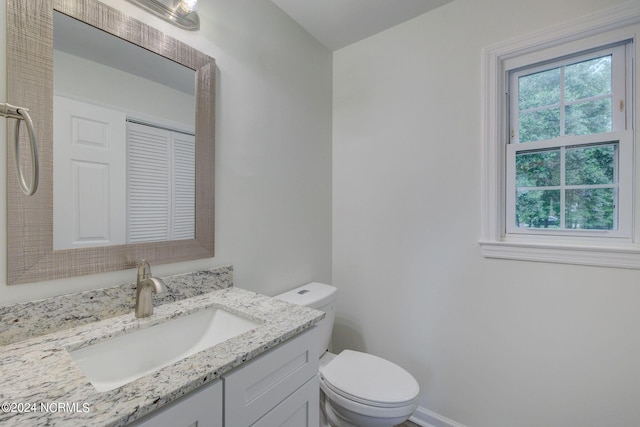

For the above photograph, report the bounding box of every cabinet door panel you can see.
[224,327,319,426]
[253,376,319,427]
[130,379,222,427]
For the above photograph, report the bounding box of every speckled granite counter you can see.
[0,273,323,426]
[0,266,234,346]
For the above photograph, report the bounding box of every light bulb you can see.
[179,0,198,13]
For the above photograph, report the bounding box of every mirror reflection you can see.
[52,11,196,250]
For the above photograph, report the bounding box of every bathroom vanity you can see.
[132,327,319,427]
[0,267,323,426]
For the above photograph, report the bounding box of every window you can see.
[480,3,640,268]
[506,44,632,238]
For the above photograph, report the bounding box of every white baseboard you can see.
[409,406,466,427]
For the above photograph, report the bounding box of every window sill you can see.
[479,239,640,269]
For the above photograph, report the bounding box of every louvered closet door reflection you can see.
[127,122,195,243]
[127,122,172,243]
[172,132,195,240]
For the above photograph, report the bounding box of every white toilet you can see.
[276,282,419,427]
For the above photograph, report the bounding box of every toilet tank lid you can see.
[274,282,337,309]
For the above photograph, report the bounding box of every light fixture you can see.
[126,0,200,30]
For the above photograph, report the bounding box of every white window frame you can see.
[480,1,640,268]
[507,132,633,238]
[507,43,631,238]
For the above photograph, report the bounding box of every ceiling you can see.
[54,11,194,95]
[270,0,453,51]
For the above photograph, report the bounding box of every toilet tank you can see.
[275,282,337,358]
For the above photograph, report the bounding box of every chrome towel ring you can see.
[0,103,39,196]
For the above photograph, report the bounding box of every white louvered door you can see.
[127,121,195,243]
[172,132,196,240]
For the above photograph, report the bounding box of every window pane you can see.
[519,68,560,110]
[515,189,561,229]
[516,149,560,187]
[565,55,612,102]
[565,144,616,186]
[519,108,561,142]
[565,99,612,136]
[565,188,615,230]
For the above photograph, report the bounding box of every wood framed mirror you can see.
[6,0,215,284]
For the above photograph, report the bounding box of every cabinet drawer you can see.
[223,326,319,426]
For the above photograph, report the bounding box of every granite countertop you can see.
[0,286,323,426]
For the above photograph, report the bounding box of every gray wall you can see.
[332,0,640,426]
[0,0,333,303]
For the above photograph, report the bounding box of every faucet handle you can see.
[137,260,151,282]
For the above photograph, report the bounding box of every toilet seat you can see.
[320,378,418,421]
[319,350,419,408]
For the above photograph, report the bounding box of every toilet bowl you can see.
[320,350,419,427]
[276,283,419,427]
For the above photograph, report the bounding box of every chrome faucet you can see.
[135,260,167,318]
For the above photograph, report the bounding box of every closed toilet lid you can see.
[320,350,419,407]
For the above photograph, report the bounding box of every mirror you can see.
[6,0,215,284]
[53,11,196,249]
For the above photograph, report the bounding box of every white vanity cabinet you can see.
[130,379,223,427]
[223,326,319,426]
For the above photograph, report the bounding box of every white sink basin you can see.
[69,307,262,392]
